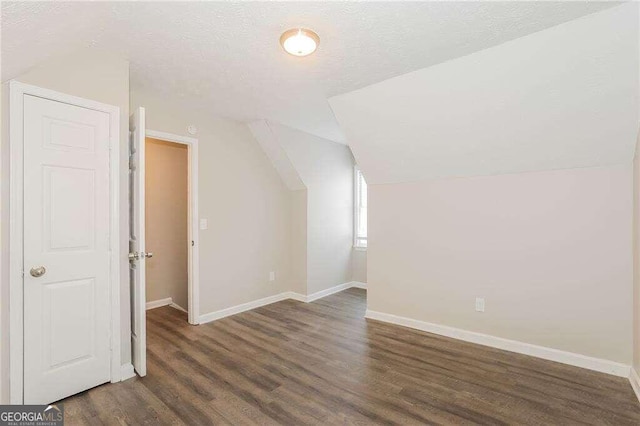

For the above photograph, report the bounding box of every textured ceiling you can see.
[2,1,618,143]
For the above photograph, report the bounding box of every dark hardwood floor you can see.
[63,288,640,425]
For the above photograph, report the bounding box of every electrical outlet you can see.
[269,271,276,282]
[475,297,485,312]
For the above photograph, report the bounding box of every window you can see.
[354,166,367,248]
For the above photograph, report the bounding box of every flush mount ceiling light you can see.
[280,28,320,57]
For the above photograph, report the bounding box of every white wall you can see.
[369,166,633,363]
[0,52,131,402]
[268,122,354,295]
[131,91,293,315]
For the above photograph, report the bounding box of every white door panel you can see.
[44,166,96,250]
[129,107,147,377]
[23,95,111,404]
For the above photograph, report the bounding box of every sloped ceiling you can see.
[266,121,354,187]
[330,4,639,184]
[2,1,617,143]
[248,120,306,191]
[250,120,354,191]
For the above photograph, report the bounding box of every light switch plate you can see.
[200,219,208,230]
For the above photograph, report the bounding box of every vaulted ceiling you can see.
[1,1,618,143]
[330,4,638,184]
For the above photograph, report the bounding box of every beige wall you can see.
[1,52,131,401]
[145,138,189,310]
[270,123,354,295]
[290,189,308,294]
[369,165,633,364]
[351,250,367,283]
[632,3,640,377]
[131,90,292,314]
[250,121,356,295]
[634,132,640,372]
[1,81,6,403]
[330,3,637,366]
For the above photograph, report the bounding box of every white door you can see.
[129,107,147,377]
[23,95,112,404]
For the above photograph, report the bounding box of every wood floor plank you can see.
[61,288,640,425]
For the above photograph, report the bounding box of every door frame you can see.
[145,129,200,325]
[7,81,121,404]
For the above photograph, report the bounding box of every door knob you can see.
[30,266,46,278]
[128,252,152,261]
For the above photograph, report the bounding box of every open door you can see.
[129,107,148,376]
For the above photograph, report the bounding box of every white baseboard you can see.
[147,297,188,314]
[365,309,630,378]
[350,281,367,289]
[199,292,291,324]
[306,282,355,302]
[630,368,640,403]
[170,302,188,313]
[283,291,307,302]
[146,298,172,310]
[289,281,366,303]
[198,281,366,324]
[120,363,136,381]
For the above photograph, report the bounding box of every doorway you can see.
[145,138,189,317]
[144,129,200,326]
[128,114,200,377]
